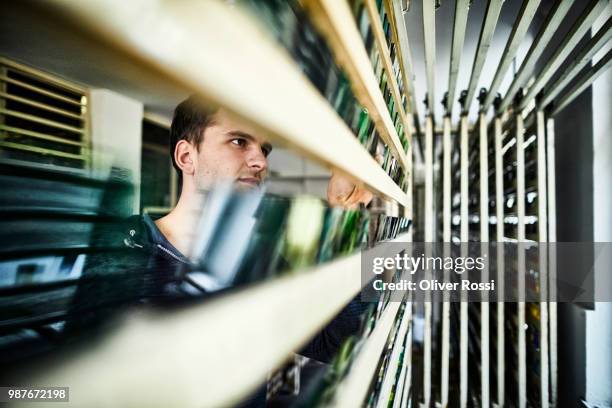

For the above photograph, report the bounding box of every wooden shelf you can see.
[364,0,410,141]
[39,0,408,206]
[303,0,411,176]
[376,302,411,408]
[330,301,402,408]
[27,233,411,407]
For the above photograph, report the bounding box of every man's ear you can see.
[174,140,196,176]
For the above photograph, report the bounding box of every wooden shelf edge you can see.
[375,302,411,407]
[364,0,410,135]
[383,0,418,122]
[332,301,402,408]
[303,0,411,175]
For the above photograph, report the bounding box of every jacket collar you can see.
[130,214,191,264]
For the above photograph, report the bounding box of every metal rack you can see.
[421,2,610,408]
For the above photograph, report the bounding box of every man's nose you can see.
[246,147,267,172]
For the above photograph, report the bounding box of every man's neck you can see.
[154,191,203,259]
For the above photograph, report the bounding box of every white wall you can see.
[89,89,144,213]
[586,13,612,406]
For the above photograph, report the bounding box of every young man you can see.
[155,95,372,257]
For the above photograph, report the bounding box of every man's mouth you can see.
[237,177,261,187]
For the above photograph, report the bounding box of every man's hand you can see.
[327,171,373,209]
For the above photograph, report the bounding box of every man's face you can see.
[193,110,272,190]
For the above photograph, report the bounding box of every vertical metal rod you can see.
[494,116,505,406]
[447,0,470,116]
[463,0,505,114]
[546,117,558,407]
[536,110,549,407]
[422,0,436,115]
[516,113,527,408]
[423,114,434,407]
[425,114,434,240]
[479,112,490,407]
[441,115,452,407]
[443,116,452,243]
[460,115,469,408]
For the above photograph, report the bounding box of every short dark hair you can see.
[169,95,218,176]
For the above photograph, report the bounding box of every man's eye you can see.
[231,138,246,147]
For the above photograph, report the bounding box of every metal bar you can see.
[497,0,574,114]
[540,15,612,109]
[494,116,505,406]
[423,274,432,408]
[459,114,469,408]
[536,110,550,407]
[0,108,85,134]
[0,140,86,161]
[516,113,527,408]
[0,75,84,106]
[482,0,542,111]
[364,0,410,130]
[443,116,452,243]
[479,116,489,254]
[387,0,420,119]
[422,0,436,115]
[463,0,505,114]
[425,117,434,242]
[0,124,86,147]
[447,0,470,115]
[479,112,490,407]
[546,117,558,406]
[423,114,434,407]
[520,0,608,110]
[0,91,84,120]
[551,47,612,116]
[440,115,451,407]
